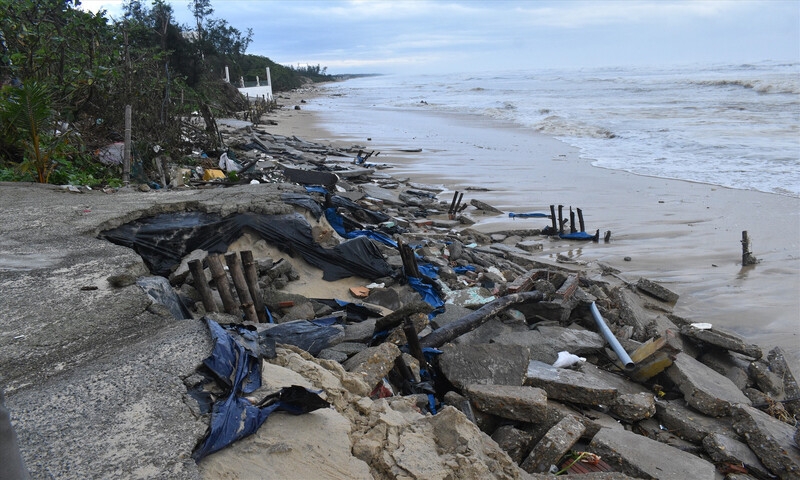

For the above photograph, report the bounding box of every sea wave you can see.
[534,116,616,139]
[691,79,800,95]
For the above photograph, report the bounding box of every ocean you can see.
[309,61,800,198]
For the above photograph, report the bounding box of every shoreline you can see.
[266,85,800,365]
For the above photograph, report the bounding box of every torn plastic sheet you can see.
[329,195,390,224]
[325,208,397,248]
[281,192,323,220]
[407,276,445,309]
[193,319,329,460]
[259,319,344,356]
[99,211,392,281]
[136,276,192,319]
[312,299,383,323]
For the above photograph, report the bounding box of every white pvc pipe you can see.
[590,302,635,370]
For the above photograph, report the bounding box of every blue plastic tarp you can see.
[324,208,398,248]
[407,277,444,309]
[193,319,329,460]
[508,212,550,219]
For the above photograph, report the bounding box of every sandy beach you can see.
[267,86,800,366]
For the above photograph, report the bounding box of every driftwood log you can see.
[419,290,544,348]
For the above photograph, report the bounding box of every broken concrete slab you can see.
[521,415,585,473]
[666,352,752,417]
[614,287,655,342]
[9,319,211,479]
[470,198,503,214]
[524,361,619,406]
[439,343,531,389]
[494,325,605,365]
[767,347,800,418]
[611,392,656,422]
[732,404,800,479]
[589,427,717,480]
[681,323,763,359]
[749,360,785,398]
[359,183,403,205]
[635,277,679,304]
[491,425,535,465]
[465,384,548,424]
[342,342,401,390]
[702,432,772,480]
[654,399,737,443]
[699,349,751,391]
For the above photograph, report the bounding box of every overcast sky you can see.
[80,0,800,74]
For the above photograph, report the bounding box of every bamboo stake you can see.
[240,250,267,322]
[207,254,239,316]
[188,259,217,313]
[225,252,258,323]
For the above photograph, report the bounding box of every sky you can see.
[79,0,800,75]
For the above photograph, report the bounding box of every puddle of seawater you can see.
[0,253,63,271]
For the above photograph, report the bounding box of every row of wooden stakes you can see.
[187,250,267,323]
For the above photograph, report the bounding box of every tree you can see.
[189,0,213,44]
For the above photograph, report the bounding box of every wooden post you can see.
[207,254,239,315]
[403,316,427,369]
[569,207,577,233]
[742,231,759,266]
[225,252,259,323]
[549,205,557,233]
[123,105,131,185]
[419,291,544,348]
[188,259,217,313]
[577,208,585,232]
[240,250,267,322]
[558,205,565,235]
[448,191,459,219]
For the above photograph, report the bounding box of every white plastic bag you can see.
[552,351,586,368]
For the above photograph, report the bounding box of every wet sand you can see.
[266,87,800,366]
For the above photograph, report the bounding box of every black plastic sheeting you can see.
[193,319,329,460]
[259,319,343,356]
[99,212,392,281]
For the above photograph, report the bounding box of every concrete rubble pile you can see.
[159,123,800,479]
[2,119,798,480]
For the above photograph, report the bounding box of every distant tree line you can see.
[0,0,331,185]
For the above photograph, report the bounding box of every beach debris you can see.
[80,117,800,479]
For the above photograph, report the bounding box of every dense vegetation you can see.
[0,0,331,186]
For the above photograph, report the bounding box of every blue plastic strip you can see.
[305,185,328,194]
[508,212,550,218]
